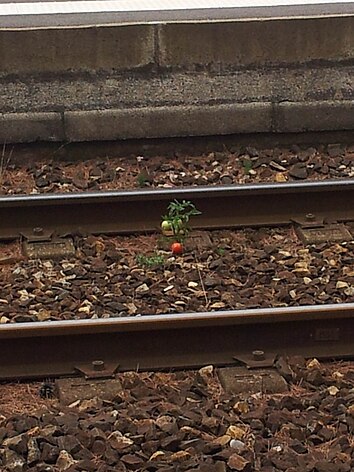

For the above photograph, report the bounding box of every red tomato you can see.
[171,242,183,254]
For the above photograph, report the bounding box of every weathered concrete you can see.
[158,17,354,69]
[0,66,352,114]
[0,25,154,75]
[3,1,354,29]
[0,17,353,75]
[0,100,346,142]
[0,15,353,142]
[64,103,272,141]
[275,101,354,132]
[0,112,63,143]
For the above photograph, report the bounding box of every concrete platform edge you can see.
[0,112,64,143]
[1,101,354,143]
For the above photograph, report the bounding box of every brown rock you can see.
[3,433,28,455]
[107,431,134,451]
[306,370,325,386]
[160,435,181,451]
[72,174,88,190]
[91,439,106,455]
[57,435,82,455]
[41,443,60,463]
[314,461,343,472]
[155,415,177,434]
[27,438,41,465]
[227,453,252,471]
[279,395,303,411]
[269,447,299,469]
[275,356,294,382]
[56,450,77,471]
[3,449,26,472]
[74,459,99,472]
[120,454,144,469]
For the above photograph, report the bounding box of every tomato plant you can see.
[161,200,201,242]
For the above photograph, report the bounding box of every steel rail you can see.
[0,303,353,379]
[0,179,353,240]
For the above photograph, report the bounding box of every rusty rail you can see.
[0,304,353,379]
[0,179,354,240]
[0,179,353,379]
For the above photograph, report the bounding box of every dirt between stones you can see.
[0,228,353,323]
[1,359,354,471]
[0,143,353,195]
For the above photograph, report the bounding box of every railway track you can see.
[1,179,353,239]
[0,0,353,382]
[0,178,353,380]
[1,304,354,380]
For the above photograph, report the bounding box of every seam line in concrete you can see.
[60,111,67,142]
[153,24,161,68]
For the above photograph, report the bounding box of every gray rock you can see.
[289,164,308,179]
[220,174,233,185]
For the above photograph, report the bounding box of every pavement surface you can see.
[0,0,353,28]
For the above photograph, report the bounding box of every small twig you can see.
[0,142,13,185]
[195,256,209,308]
[147,279,164,291]
[52,141,69,156]
[0,143,6,183]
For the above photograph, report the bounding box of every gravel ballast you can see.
[0,228,353,323]
[0,142,354,470]
[1,359,354,471]
[0,143,353,195]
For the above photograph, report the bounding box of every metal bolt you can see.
[92,360,105,371]
[33,227,44,235]
[252,350,265,361]
[305,213,315,221]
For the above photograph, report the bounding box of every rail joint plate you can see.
[23,238,76,259]
[218,366,288,395]
[293,220,353,245]
[56,377,122,405]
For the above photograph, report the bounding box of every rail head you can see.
[0,179,353,208]
[0,303,353,339]
[0,179,353,240]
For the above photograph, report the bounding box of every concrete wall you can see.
[158,18,354,70]
[1,17,354,75]
[0,26,154,74]
[0,16,354,142]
